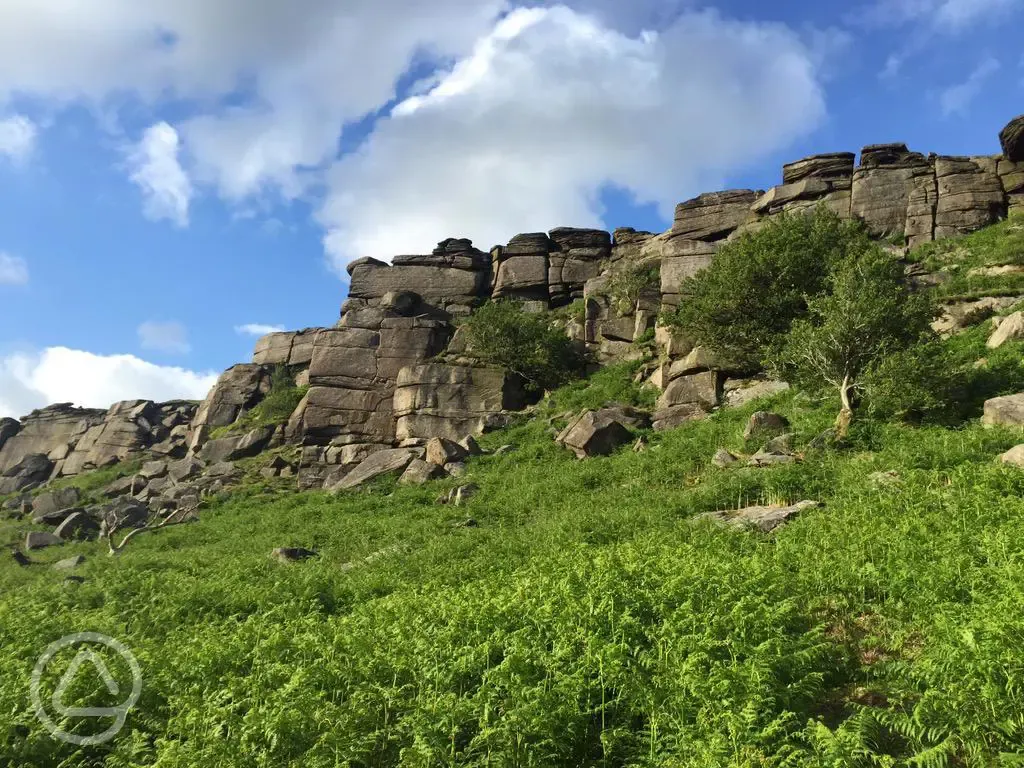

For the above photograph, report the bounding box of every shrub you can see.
[664,206,877,371]
[768,246,938,436]
[461,300,587,392]
[602,260,660,317]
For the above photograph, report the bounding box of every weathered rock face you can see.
[672,191,760,242]
[252,328,324,367]
[347,239,492,315]
[192,365,272,432]
[0,404,106,478]
[934,156,1006,239]
[393,363,527,443]
[62,400,196,476]
[0,453,54,494]
[1000,115,1024,162]
[851,144,933,239]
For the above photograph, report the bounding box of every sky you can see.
[1,0,1022,419]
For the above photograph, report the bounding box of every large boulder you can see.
[0,418,18,453]
[55,511,101,541]
[1000,115,1024,162]
[556,409,636,458]
[657,371,723,412]
[191,365,273,431]
[31,487,82,518]
[988,312,1024,349]
[743,411,790,441]
[399,459,448,485]
[493,233,553,302]
[334,448,419,490]
[0,453,54,494]
[982,393,1024,427]
[199,426,275,464]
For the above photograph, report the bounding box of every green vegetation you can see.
[8,220,1024,766]
[769,247,938,436]
[601,260,660,317]
[461,300,587,392]
[664,207,877,371]
[5,351,1024,765]
[906,213,1024,300]
[210,365,307,439]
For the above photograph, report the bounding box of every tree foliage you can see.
[768,246,938,434]
[666,207,877,371]
[461,300,587,391]
[603,260,660,317]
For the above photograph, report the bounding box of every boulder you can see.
[32,507,85,526]
[100,498,151,530]
[168,457,204,483]
[55,512,101,541]
[334,449,418,490]
[982,393,1024,427]
[743,411,790,440]
[652,403,711,432]
[252,328,324,367]
[199,426,274,463]
[556,409,635,458]
[52,555,86,571]
[458,435,483,456]
[987,311,1024,349]
[764,433,795,454]
[102,475,146,499]
[696,500,821,534]
[999,445,1024,468]
[139,460,169,480]
[712,449,739,468]
[747,450,798,467]
[425,437,469,467]
[493,233,553,301]
[1000,115,1024,162]
[31,487,82,518]
[723,379,791,408]
[0,453,54,494]
[25,531,63,550]
[657,371,722,411]
[399,459,448,485]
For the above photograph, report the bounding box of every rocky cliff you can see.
[2,114,1023,499]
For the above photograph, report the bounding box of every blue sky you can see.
[0,0,1022,418]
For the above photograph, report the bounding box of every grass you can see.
[4,357,1024,766]
[7,221,1024,767]
[907,213,1024,301]
[209,367,308,440]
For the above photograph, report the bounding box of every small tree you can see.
[667,206,876,371]
[603,260,660,317]
[769,247,938,437]
[461,300,587,392]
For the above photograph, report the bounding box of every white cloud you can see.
[317,6,826,271]
[0,114,37,162]
[137,320,191,354]
[0,252,28,286]
[128,122,193,227]
[0,347,217,420]
[235,323,286,336]
[860,0,1022,31]
[940,56,1001,115]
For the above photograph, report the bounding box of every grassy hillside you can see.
[4,223,1024,766]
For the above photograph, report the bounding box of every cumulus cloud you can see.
[128,122,193,226]
[0,347,217,420]
[0,252,29,285]
[235,323,286,336]
[317,6,826,271]
[0,115,37,162]
[940,57,1001,115]
[137,320,191,354]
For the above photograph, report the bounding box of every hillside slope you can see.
[5,213,1024,768]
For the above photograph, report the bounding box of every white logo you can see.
[30,632,142,746]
